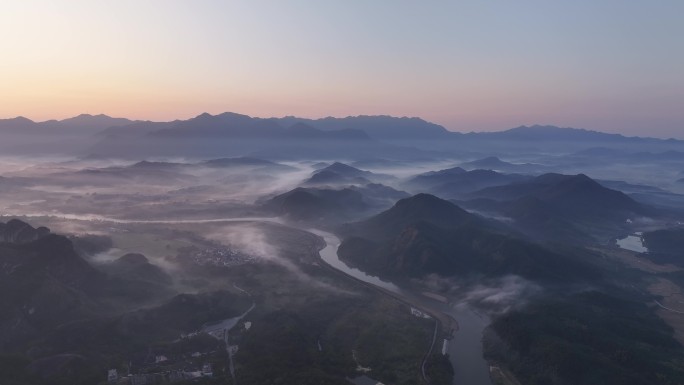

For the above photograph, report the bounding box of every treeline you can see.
[234,296,435,385]
[484,290,684,385]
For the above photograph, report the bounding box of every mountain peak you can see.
[74,113,109,118]
[390,193,472,219]
[348,193,477,240]
[521,173,646,218]
[539,173,599,188]
[0,219,51,244]
[326,162,362,173]
[493,125,638,142]
[480,156,502,161]
[216,111,252,119]
[461,156,511,169]
[6,116,34,124]
[512,125,580,132]
[418,166,466,177]
[544,173,609,196]
[569,173,594,183]
[116,253,150,265]
[396,192,453,207]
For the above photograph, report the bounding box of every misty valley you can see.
[2,113,684,385]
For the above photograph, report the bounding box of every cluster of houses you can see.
[410,307,432,319]
[191,246,257,267]
[107,363,213,384]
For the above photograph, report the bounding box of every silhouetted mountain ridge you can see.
[337,194,597,281]
[264,187,369,221]
[0,114,134,135]
[0,220,106,349]
[460,173,657,242]
[102,253,172,285]
[3,112,683,145]
[304,162,393,185]
[0,219,51,244]
[473,173,646,217]
[405,167,527,198]
[480,125,638,142]
[275,115,451,139]
[341,193,480,240]
[142,113,372,141]
[461,156,512,169]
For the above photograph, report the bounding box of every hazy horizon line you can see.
[1,110,682,140]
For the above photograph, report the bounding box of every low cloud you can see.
[460,275,542,314]
[418,274,542,315]
[205,224,347,292]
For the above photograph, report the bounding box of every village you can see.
[190,246,258,268]
[105,327,240,384]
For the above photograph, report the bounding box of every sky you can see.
[1,1,683,138]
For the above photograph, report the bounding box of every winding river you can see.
[311,228,491,385]
[6,214,492,384]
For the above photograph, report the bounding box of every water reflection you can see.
[616,233,648,253]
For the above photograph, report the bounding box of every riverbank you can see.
[311,228,494,385]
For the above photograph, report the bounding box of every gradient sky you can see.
[1,1,683,137]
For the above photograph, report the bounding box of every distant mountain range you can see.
[464,124,673,142]
[0,114,135,136]
[404,166,527,198]
[275,115,450,139]
[2,112,683,158]
[138,112,371,141]
[2,112,681,143]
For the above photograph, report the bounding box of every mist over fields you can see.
[2,113,684,385]
[3,0,684,383]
